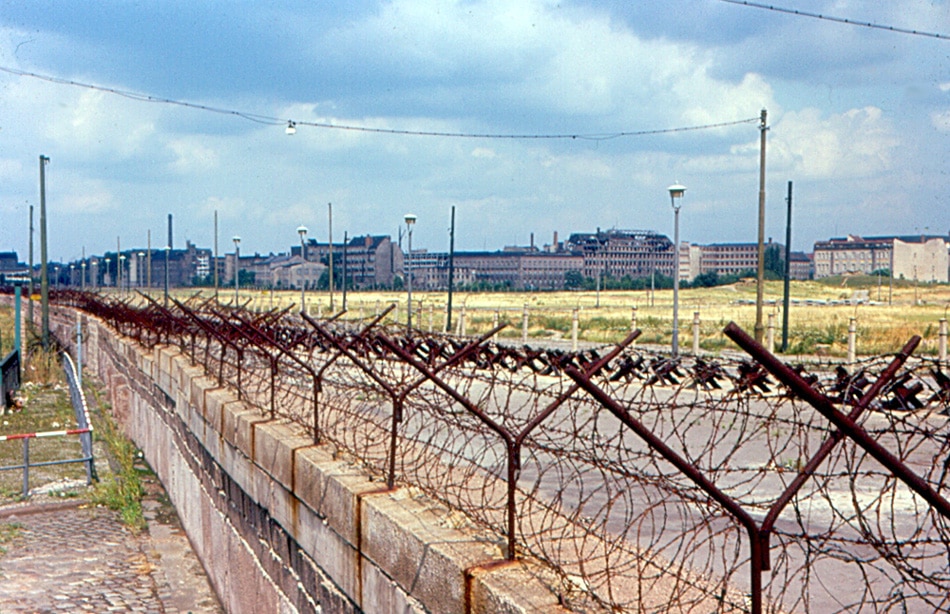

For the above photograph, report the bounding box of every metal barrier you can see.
[0,351,96,497]
[1,349,19,408]
[52,289,950,613]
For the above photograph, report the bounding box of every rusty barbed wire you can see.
[46,290,950,613]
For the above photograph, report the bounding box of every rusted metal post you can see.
[724,322,950,520]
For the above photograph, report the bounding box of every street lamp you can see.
[137,252,145,289]
[404,213,417,331]
[232,236,241,305]
[80,260,86,291]
[163,246,170,307]
[104,257,111,288]
[118,254,126,293]
[297,225,308,312]
[668,183,686,357]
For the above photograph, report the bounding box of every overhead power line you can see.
[0,65,759,141]
[717,0,949,40]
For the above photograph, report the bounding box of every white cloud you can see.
[57,180,114,214]
[769,106,899,178]
[932,110,950,133]
[166,138,219,174]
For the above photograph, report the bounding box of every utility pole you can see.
[447,206,456,332]
[754,109,768,344]
[342,231,348,310]
[781,181,792,352]
[39,155,50,350]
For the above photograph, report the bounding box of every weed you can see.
[0,521,23,555]
[88,387,145,532]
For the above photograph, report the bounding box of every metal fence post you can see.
[459,306,467,336]
[22,438,29,498]
[492,311,499,342]
[767,312,775,354]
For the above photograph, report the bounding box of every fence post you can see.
[375,300,380,318]
[766,312,775,354]
[459,306,467,336]
[939,318,947,364]
[522,303,529,344]
[571,308,579,351]
[76,315,83,390]
[444,302,451,333]
[848,317,857,364]
[692,311,700,355]
[317,302,323,319]
[428,303,434,333]
[22,438,29,498]
[492,311,499,342]
[630,306,637,345]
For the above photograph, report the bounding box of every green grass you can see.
[87,388,146,532]
[0,521,22,555]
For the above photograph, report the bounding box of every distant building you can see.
[699,242,777,277]
[566,229,676,280]
[297,235,401,289]
[789,252,813,280]
[812,234,949,282]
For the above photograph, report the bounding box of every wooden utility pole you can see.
[754,109,768,344]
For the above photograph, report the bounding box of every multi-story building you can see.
[812,235,949,282]
[566,229,676,280]
[698,242,779,277]
[408,248,582,291]
[298,235,401,289]
[789,252,814,280]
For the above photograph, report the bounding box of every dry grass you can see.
[105,278,950,356]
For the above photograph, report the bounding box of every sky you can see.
[0,0,947,263]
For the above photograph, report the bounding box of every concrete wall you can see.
[46,305,567,614]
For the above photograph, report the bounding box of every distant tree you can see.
[564,270,584,289]
[764,244,785,279]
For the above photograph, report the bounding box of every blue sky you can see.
[0,0,947,262]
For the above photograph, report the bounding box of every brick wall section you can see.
[42,304,568,614]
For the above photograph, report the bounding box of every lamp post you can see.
[404,213,417,330]
[104,257,111,288]
[80,260,86,291]
[163,246,170,307]
[668,183,686,357]
[118,254,126,293]
[137,252,145,289]
[297,225,308,312]
[232,236,241,305]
